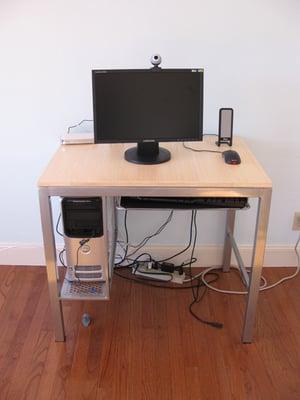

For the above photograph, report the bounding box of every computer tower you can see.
[61,197,110,284]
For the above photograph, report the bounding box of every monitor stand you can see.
[124,142,171,165]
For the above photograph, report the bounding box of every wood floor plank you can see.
[48,302,83,400]
[0,268,45,398]
[211,269,281,400]
[96,276,133,400]
[63,301,107,400]
[254,269,300,400]
[0,266,299,400]
[6,268,51,400]
[0,267,16,313]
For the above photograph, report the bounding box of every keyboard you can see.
[120,197,249,209]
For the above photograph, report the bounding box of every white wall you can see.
[0,0,300,261]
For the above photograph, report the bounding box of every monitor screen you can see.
[92,68,203,164]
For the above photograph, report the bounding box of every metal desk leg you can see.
[242,189,272,343]
[222,209,236,272]
[39,189,65,341]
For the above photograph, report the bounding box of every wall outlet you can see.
[292,212,300,230]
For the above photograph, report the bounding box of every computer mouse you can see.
[222,150,241,165]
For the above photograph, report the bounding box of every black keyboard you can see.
[120,197,249,209]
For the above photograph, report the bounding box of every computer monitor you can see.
[92,68,204,164]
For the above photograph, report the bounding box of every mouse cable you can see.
[182,142,222,154]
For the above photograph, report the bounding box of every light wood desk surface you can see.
[38,136,271,190]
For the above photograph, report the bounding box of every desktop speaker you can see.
[217,108,234,146]
[61,197,108,282]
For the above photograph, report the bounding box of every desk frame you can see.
[39,185,271,343]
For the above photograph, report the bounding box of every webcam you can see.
[150,54,162,67]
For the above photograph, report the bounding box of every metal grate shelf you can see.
[60,279,109,300]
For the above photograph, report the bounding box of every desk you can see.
[38,136,272,343]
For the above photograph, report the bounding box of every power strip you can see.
[132,264,185,284]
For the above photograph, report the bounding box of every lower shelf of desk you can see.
[60,279,109,301]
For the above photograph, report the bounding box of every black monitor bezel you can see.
[92,68,204,144]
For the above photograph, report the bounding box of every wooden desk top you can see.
[38,136,272,190]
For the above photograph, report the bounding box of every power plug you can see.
[171,271,185,284]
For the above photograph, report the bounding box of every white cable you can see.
[260,234,300,291]
[201,234,300,295]
[201,265,267,295]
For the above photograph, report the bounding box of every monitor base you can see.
[124,142,171,165]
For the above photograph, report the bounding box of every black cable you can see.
[183,142,222,154]
[188,273,223,328]
[115,204,196,267]
[126,210,174,258]
[114,267,224,329]
[114,210,197,282]
[188,211,198,300]
[114,212,223,328]
[128,210,173,249]
[157,210,195,263]
[115,209,174,265]
[74,243,83,282]
[185,212,223,328]
[179,257,197,268]
[115,210,129,265]
[114,205,222,328]
[73,238,92,282]
[114,252,153,269]
[56,214,64,237]
[59,248,66,267]
[67,119,93,134]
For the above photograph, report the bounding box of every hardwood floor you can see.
[0,266,299,400]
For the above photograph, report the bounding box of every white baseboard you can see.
[0,242,298,267]
[0,243,48,266]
